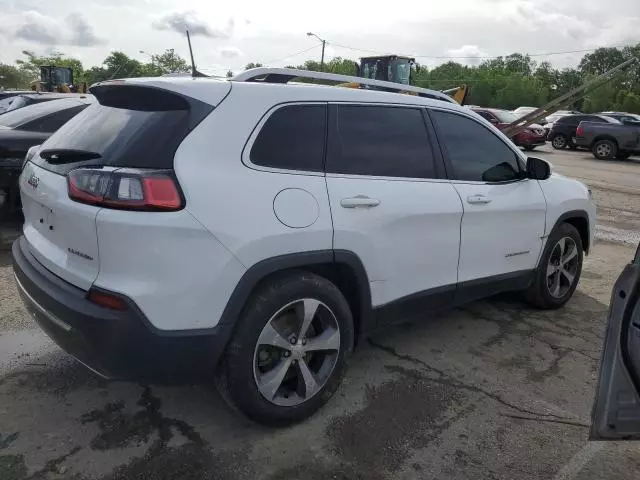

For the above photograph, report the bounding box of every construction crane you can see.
[502,57,638,138]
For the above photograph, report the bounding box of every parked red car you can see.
[471,107,546,151]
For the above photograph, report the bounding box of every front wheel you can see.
[219,271,353,426]
[525,222,583,309]
[523,145,535,151]
[592,139,617,160]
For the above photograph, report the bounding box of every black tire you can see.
[219,271,353,426]
[617,151,631,160]
[523,146,535,151]
[551,134,568,150]
[592,139,617,160]
[525,222,583,309]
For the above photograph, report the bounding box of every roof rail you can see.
[232,67,456,103]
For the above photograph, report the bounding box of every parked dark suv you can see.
[547,114,619,150]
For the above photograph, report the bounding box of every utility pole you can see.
[307,32,326,72]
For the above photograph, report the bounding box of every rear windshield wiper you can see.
[40,149,102,164]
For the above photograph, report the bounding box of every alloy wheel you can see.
[546,237,579,298]
[253,298,341,406]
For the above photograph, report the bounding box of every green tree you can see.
[579,48,625,76]
[150,49,190,75]
[226,70,234,78]
[245,62,263,70]
[0,63,30,89]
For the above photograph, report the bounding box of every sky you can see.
[0,0,639,76]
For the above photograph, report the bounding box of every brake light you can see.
[67,168,182,211]
[576,125,584,137]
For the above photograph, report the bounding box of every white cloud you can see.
[446,45,488,65]
[152,11,233,38]
[217,46,244,58]
[5,11,105,47]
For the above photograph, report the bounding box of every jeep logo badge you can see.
[27,174,39,189]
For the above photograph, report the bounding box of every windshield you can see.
[388,59,411,85]
[492,110,519,123]
[361,60,387,81]
[0,99,79,128]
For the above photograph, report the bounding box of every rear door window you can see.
[250,104,326,172]
[326,104,437,179]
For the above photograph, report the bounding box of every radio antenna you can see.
[186,30,208,78]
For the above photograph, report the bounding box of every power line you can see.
[327,41,624,60]
[265,44,321,65]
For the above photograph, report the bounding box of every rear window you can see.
[32,86,213,175]
[0,99,80,128]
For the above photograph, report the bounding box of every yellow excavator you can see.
[31,66,87,93]
[344,55,470,105]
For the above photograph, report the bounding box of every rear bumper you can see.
[12,236,233,381]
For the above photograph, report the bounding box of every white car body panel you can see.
[453,179,547,282]
[326,176,463,306]
[93,209,245,331]
[20,162,101,290]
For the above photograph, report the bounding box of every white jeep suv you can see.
[13,69,595,425]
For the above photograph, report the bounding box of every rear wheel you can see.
[551,134,568,149]
[219,271,353,426]
[526,222,583,309]
[523,146,535,151]
[592,139,617,160]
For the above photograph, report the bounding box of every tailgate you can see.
[20,161,100,290]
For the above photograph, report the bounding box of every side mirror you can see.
[526,157,551,180]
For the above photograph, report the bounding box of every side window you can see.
[326,105,436,178]
[20,105,87,133]
[476,111,493,121]
[585,116,604,123]
[250,104,326,172]
[430,110,522,183]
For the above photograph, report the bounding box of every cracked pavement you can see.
[2,147,640,479]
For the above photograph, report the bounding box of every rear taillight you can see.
[67,168,182,211]
[576,125,584,137]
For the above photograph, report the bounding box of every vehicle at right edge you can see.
[574,116,640,160]
[591,241,640,440]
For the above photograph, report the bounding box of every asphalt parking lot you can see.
[1,145,639,480]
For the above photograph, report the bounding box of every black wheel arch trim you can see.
[217,248,374,335]
[548,209,591,254]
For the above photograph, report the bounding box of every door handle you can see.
[340,196,381,208]
[466,194,491,205]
